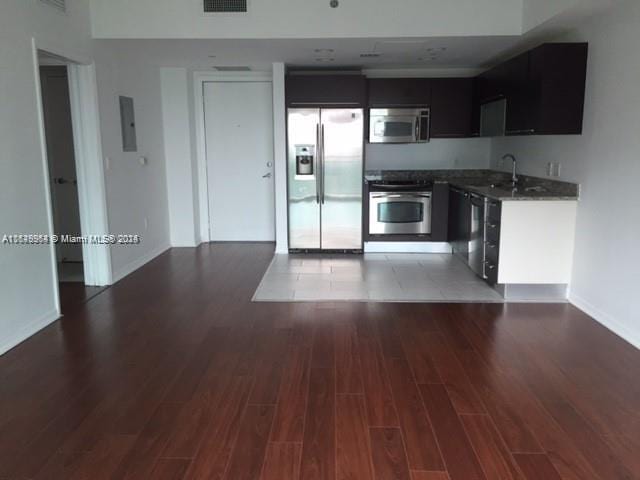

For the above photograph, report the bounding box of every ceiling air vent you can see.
[40,0,66,12]
[204,0,248,13]
[213,66,252,72]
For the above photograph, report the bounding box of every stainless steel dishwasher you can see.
[469,193,487,278]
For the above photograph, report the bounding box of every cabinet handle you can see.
[484,261,497,270]
[506,129,535,135]
[487,223,498,229]
[485,242,498,249]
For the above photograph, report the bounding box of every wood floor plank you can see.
[110,402,184,480]
[421,332,486,414]
[249,329,291,405]
[385,357,444,471]
[260,442,302,480]
[375,310,405,359]
[513,454,562,480]
[418,384,486,480]
[411,471,451,480]
[270,344,311,442]
[149,459,191,480]
[311,313,335,369]
[183,375,253,480]
[454,349,544,454]
[160,391,214,458]
[337,395,374,480]
[369,427,411,480]
[460,415,523,480]
[223,405,275,480]
[335,321,364,394]
[359,339,399,427]
[398,327,441,384]
[299,367,336,480]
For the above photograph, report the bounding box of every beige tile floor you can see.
[253,253,505,302]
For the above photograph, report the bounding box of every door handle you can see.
[321,124,325,205]
[315,123,321,204]
[262,173,272,178]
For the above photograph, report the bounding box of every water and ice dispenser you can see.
[295,145,315,176]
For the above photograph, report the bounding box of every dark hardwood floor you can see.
[59,282,109,316]
[1,243,639,480]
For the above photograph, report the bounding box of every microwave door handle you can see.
[415,117,420,142]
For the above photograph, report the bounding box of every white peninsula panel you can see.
[498,201,577,284]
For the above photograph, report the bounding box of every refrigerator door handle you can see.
[315,123,321,204]
[321,124,325,204]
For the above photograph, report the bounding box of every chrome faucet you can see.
[502,154,518,188]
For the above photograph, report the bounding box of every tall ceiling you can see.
[90,0,621,71]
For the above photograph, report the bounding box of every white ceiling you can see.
[96,36,524,72]
[94,1,618,73]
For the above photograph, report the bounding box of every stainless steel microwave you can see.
[369,108,430,144]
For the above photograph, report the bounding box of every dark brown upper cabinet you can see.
[368,78,432,107]
[430,78,474,138]
[475,42,588,136]
[286,74,367,107]
[527,43,588,135]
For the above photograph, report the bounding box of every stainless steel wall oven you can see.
[369,183,432,235]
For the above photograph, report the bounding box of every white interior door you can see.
[204,81,275,241]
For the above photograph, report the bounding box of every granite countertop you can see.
[365,169,579,201]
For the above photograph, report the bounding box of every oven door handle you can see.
[371,194,432,199]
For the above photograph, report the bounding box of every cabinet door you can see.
[504,52,535,135]
[368,78,431,106]
[286,75,366,106]
[431,183,450,241]
[448,188,470,259]
[528,43,588,135]
[430,78,473,138]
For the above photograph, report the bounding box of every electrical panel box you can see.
[119,96,137,152]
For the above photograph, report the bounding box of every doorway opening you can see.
[36,48,112,314]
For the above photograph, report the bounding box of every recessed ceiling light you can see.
[360,53,381,58]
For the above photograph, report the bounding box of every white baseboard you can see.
[0,308,60,356]
[364,242,452,254]
[570,293,640,350]
[112,244,171,283]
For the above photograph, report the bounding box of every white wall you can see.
[94,45,171,281]
[272,63,288,254]
[90,0,522,39]
[522,0,580,31]
[366,138,491,171]
[491,0,640,348]
[0,0,93,355]
[161,68,199,247]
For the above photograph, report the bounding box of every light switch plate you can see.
[547,162,554,176]
[554,163,562,177]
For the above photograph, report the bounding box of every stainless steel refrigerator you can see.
[287,108,364,251]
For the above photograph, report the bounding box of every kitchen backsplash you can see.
[365,138,491,170]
